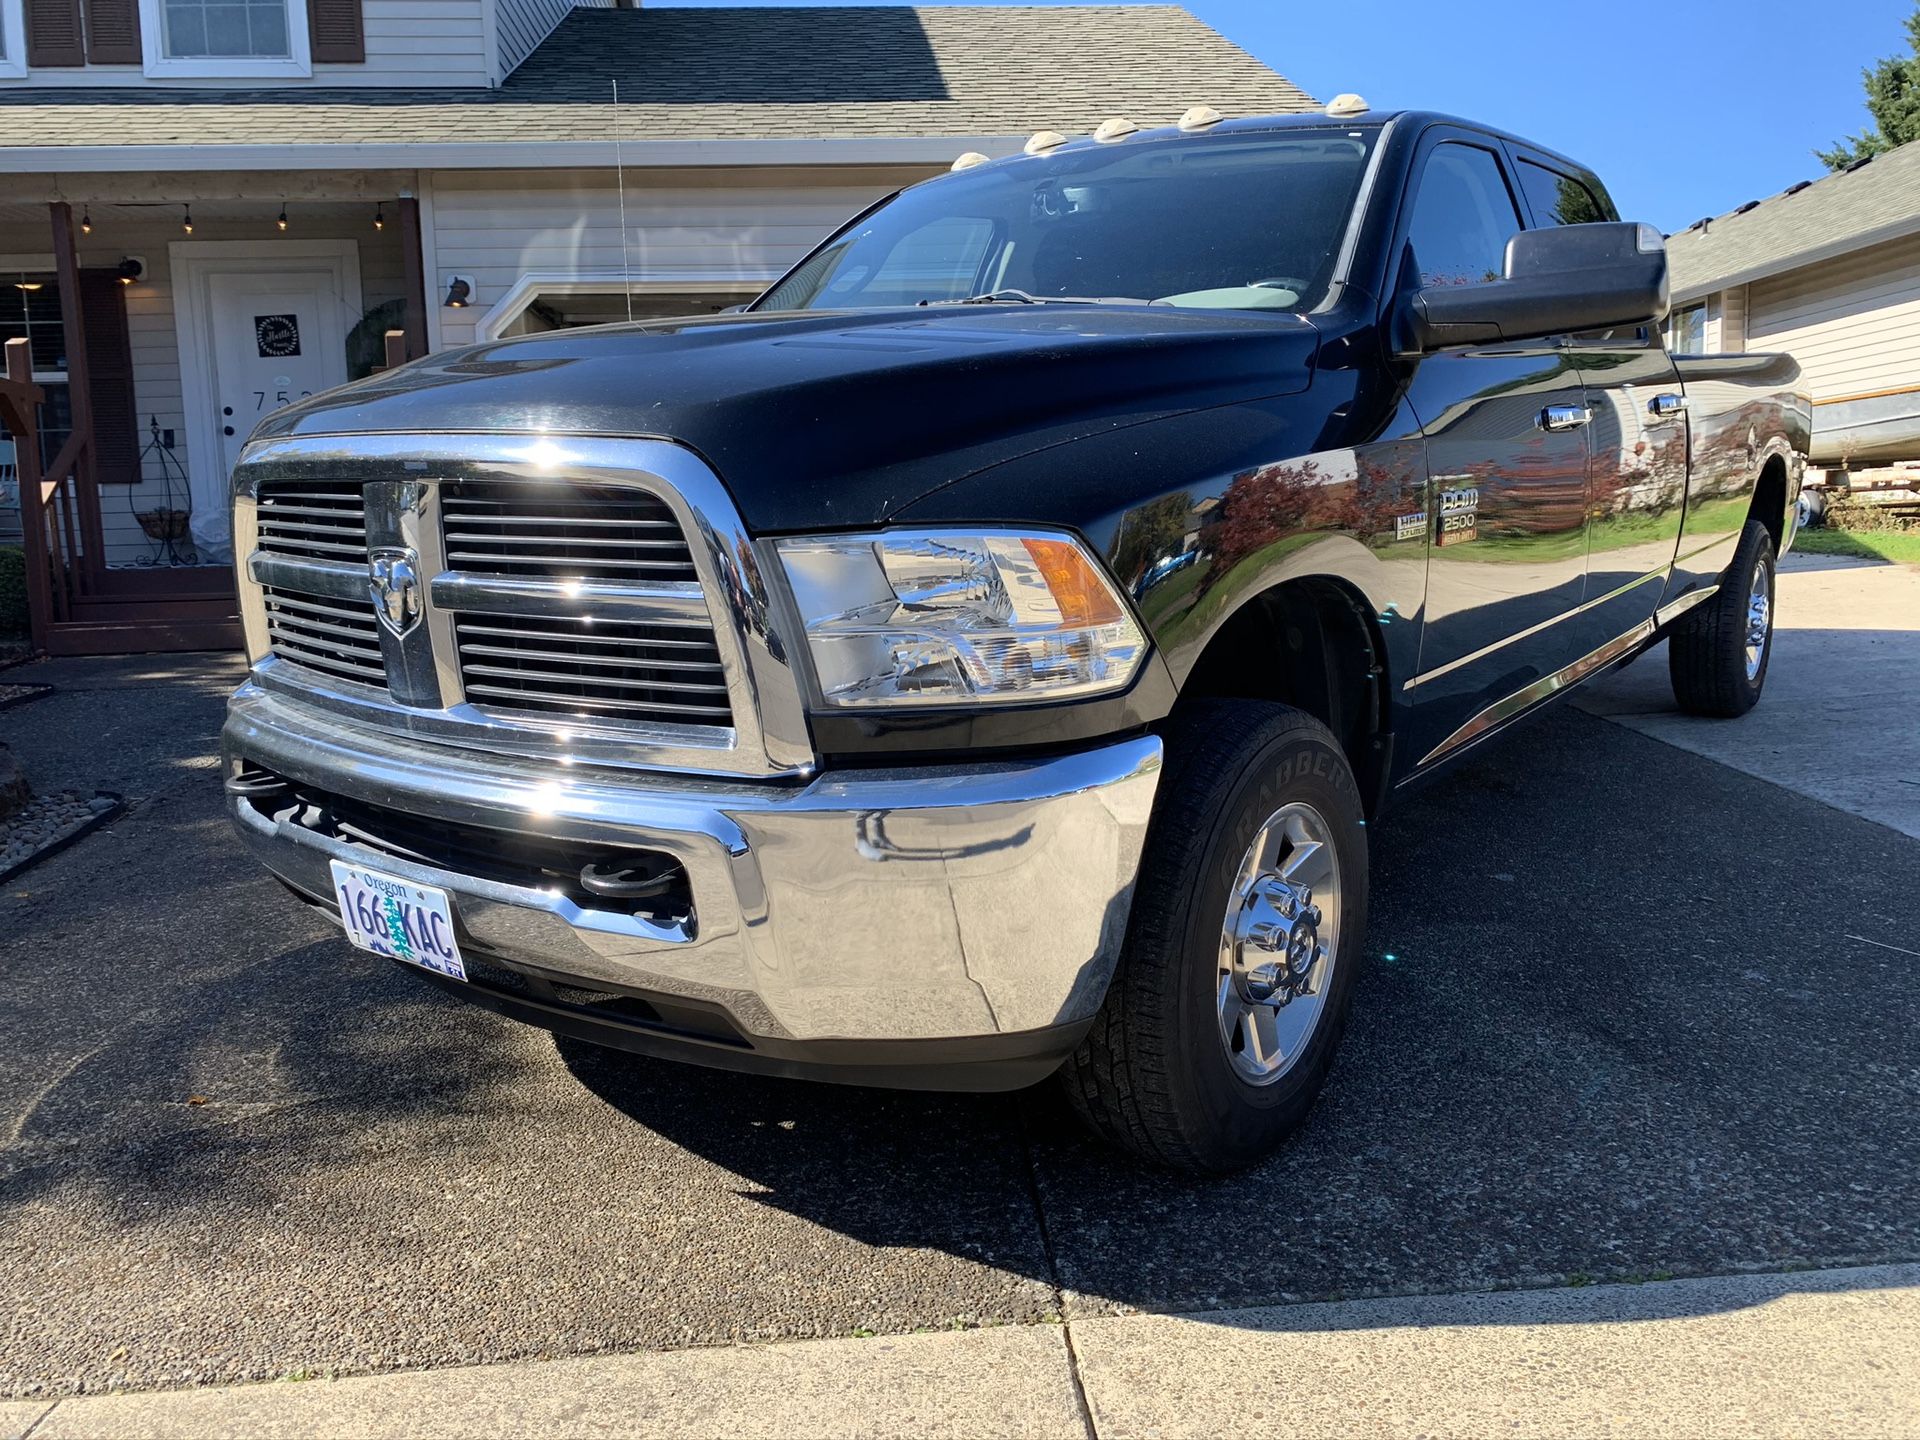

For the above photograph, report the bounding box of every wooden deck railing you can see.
[2,336,92,651]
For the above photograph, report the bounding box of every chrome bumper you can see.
[223,684,1161,1072]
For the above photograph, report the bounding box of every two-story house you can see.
[0,2,1314,653]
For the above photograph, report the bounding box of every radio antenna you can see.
[613,78,633,322]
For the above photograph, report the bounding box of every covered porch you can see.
[0,174,429,655]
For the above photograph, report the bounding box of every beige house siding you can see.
[1705,284,1746,353]
[1744,231,1920,404]
[0,0,490,88]
[425,165,936,347]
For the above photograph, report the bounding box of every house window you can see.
[1668,302,1708,354]
[492,282,767,338]
[0,0,27,79]
[162,0,290,57]
[0,272,74,470]
[137,0,311,75]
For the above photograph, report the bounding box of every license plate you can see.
[328,860,467,981]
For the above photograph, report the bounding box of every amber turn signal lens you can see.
[1023,537,1125,627]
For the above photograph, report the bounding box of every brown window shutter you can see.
[25,0,87,66]
[84,0,143,63]
[78,270,142,487]
[308,0,365,63]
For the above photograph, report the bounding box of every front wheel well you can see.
[1177,577,1390,813]
[1750,454,1789,552]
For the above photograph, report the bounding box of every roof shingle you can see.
[0,6,1317,153]
[1666,140,1920,299]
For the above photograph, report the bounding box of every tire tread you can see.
[1061,700,1353,1170]
[1669,519,1774,718]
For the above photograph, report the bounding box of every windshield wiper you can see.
[917,288,1152,308]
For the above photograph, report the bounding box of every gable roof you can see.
[0,6,1317,170]
[1666,139,1920,301]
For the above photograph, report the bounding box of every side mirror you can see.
[1406,221,1670,352]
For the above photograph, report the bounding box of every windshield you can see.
[755,127,1378,315]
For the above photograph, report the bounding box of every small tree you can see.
[1819,3,1920,170]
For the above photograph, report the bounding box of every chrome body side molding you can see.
[1417,617,1656,768]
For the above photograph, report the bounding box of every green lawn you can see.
[1795,528,1920,566]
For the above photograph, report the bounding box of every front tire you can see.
[1668,518,1775,718]
[1061,700,1367,1172]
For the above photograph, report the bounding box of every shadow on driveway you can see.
[2,662,1917,1395]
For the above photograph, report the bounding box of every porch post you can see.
[398,197,430,361]
[49,201,104,590]
[3,339,52,653]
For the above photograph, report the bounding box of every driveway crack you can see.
[1015,1111,1098,1440]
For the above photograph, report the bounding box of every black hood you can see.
[258,306,1320,531]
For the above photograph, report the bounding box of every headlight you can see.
[775,529,1148,708]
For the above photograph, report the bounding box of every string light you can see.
[182,205,194,235]
[277,204,288,232]
[373,203,385,232]
[80,207,92,236]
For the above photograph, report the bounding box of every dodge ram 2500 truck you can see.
[224,106,1809,1171]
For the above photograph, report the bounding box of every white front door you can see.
[208,270,349,479]
[177,248,359,562]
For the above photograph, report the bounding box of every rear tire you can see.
[1061,700,1367,1172]
[1668,518,1775,718]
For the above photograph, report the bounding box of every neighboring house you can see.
[1665,139,1920,481]
[0,3,1315,653]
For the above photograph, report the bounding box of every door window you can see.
[1516,161,1611,228]
[1405,143,1523,289]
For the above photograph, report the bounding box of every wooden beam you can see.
[49,200,104,595]
[397,196,429,361]
[3,338,52,654]
[49,203,92,452]
[5,171,421,205]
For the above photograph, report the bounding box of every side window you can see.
[1405,142,1523,289]
[1517,160,1609,228]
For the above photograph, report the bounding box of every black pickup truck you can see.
[223,106,1808,1170]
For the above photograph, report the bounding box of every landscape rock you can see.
[0,742,29,823]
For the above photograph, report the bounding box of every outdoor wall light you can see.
[117,257,144,286]
[443,276,472,308]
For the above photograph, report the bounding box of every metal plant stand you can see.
[129,416,200,568]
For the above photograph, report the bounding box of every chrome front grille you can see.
[233,434,813,779]
[255,481,369,562]
[453,613,732,725]
[440,481,698,583]
[260,586,386,688]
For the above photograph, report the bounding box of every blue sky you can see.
[661,0,1914,232]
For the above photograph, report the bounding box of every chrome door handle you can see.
[1539,404,1591,432]
[1648,392,1687,420]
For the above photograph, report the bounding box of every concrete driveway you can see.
[3,558,1918,1402]
[1579,552,1920,838]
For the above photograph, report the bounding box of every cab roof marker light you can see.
[1177,105,1223,131]
[1093,117,1140,143]
[1325,93,1370,118]
[1024,130,1069,155]
[950,151,991,172]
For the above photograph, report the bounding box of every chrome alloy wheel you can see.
[1745,564,1772,680]
[1218,801,1341,1085]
